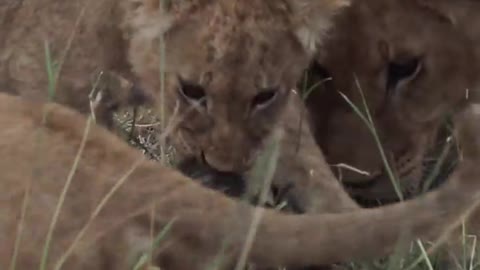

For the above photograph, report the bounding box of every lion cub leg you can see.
[270,92,359,214]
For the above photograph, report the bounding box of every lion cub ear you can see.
[288,0,350,55]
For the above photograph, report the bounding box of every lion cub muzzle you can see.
[201,149,252,173]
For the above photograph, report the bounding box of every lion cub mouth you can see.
[341,170,417,206]
[176,157,297,211]
[177,157,246,197]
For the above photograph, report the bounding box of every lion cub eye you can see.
[387,58,422,91]
[178,78,207,106]
[251,89,278,110]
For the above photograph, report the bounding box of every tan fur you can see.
[0,0,139,127]
[0,0,359,214]
[411,0,480,259]
[2,92,480,269]
[301,0,480,264]
[305,0,479,201]
[275,92,359,213]
[123,0,344,173]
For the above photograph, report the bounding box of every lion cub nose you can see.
[202,151,241,173]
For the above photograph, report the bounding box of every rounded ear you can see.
[288,0,350,55]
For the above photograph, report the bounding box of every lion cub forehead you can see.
[197,1,294,53]
[127,0,351,59]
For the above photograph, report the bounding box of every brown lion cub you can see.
[2,92,480,270]
[0,0,358,213]
[304,0,478,202]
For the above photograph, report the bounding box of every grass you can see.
[338,76,404,201]
[130,218,176,270]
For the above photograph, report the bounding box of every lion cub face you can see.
[163,14,305,173]
[306,0,478,201]
[125,0,348,173]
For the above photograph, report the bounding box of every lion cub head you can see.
[305,0,479,202]
[123,0,348,173]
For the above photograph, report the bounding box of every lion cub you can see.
[304,0,480,263]
[0,0,358,213]
[303,0,478,203]
[2,92,480,269]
